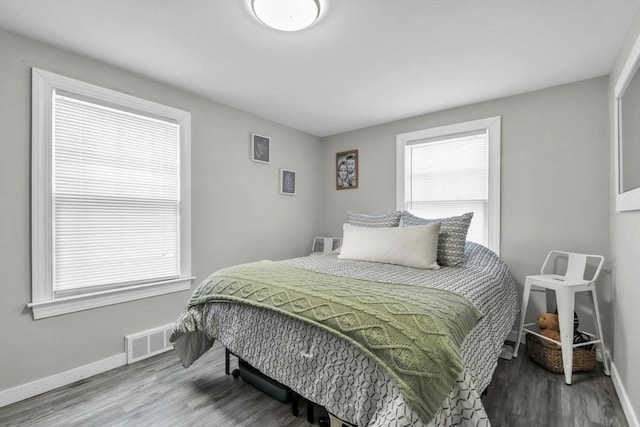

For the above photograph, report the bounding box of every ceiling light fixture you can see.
[252,0,320,32]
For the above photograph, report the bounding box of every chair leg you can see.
[590,288,611,376]
[556,287,575,385]
[513,280,532,358]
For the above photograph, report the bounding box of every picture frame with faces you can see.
[336,149,358,190]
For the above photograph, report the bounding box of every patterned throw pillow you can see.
[401,211,473,267]
[346,211,401,228]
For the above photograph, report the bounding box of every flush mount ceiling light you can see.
[252,0,320,32]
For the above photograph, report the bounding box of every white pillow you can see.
[338,222,440,269]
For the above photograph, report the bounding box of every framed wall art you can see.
[252,133,270,164]
[280,169,296,195]
[336,149,358,190]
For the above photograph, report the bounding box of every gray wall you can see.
[320,77,612,345]
[609,9,640,421]
[2,24,636,422]
[0,30,322,390]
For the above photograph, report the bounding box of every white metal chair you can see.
[513,250,609,385]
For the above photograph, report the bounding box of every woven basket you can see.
[526,333,595,374]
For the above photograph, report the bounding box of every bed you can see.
[170,237,518,427]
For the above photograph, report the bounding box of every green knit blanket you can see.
[188,261,483,423]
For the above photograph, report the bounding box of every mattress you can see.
[171,241,518,426]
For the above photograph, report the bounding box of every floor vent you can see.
[125,323,175,364]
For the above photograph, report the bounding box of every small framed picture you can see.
[280,169,296,195]
[252,133,270,164]
[336,149,358,190]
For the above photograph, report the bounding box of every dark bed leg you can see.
[225,347,230,375]
[291,392,299,416]
[307,400,314,423]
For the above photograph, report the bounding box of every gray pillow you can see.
[346,211,401,228]
[401,211,473,267]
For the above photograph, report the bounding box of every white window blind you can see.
[404,131,489,246]
[31,68,192,319]
[53,92,180,293]
[396,116,500,254]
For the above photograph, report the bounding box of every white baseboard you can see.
[0,353,127,408]
[611,360,640,427]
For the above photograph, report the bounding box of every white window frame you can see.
[396,116,501,255]
[29,68,193,320]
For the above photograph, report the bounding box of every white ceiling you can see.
[1,0,638,137]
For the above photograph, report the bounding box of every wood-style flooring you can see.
[0,341,628,427]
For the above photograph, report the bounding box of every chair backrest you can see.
[565,253,587,280]
[540,250,605,282]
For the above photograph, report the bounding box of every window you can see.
[396,116,500,254]
[30,69,192,319]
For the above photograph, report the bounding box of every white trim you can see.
[487,117,501,254]
[31,68,55,303]
[180,114,192,280]
[611,360,640,427]
[614,29,640,212]
[30,68,192,318]
[396,116,501,255]
[0,353,127,408]
[32,69,190,120]
[28,277,193,320]
[395,140,406,212]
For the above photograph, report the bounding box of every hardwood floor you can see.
[0,341,628,427]
[484,344,627,427]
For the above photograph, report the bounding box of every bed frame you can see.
[225,347,317,423]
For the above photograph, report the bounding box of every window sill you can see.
[27,277,194,320]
